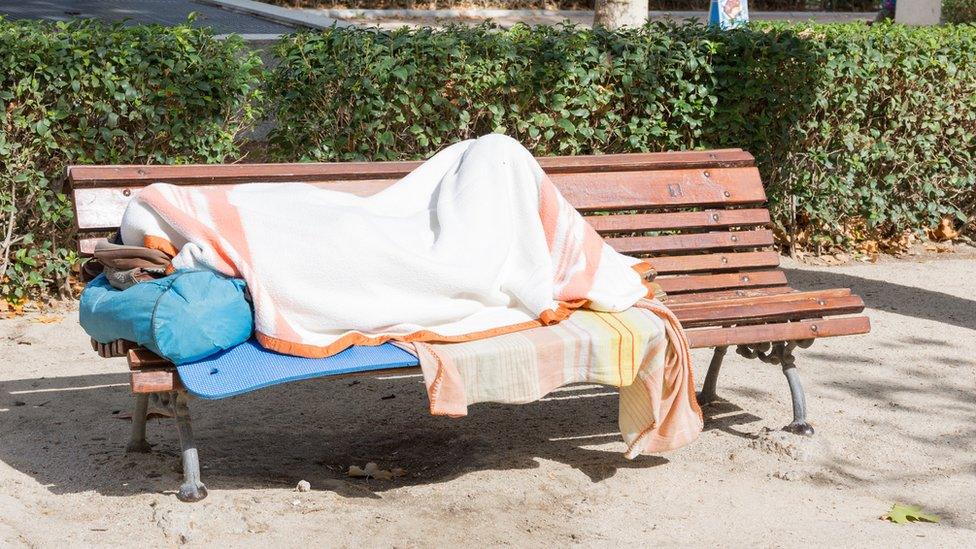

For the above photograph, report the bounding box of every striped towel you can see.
[410,299,703,457]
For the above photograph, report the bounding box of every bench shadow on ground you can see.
[0,371,756,500]
[782,266,976,332]
[783,265,976,520]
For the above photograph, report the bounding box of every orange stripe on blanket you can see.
[136,186,239,277]
[195,188,302,343]
[632,261,656,279]
[556,226,604,301]
[538,175,561,250]
[139,185,305,343]
[625,300,702,456]
[255,299,588,359]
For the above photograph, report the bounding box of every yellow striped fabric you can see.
[411,299,703,458]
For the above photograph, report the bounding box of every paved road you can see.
[334,9,876,29]
[1,0,294,33]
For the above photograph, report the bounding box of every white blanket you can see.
[120,135,652,357]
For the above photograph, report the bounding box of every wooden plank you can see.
[67,149,754,188]
[552,167,766,211]
[79,237,105,256]
[645,251,780,275]
[586,208,771,233]
[73,179,399,232]
[674,295,865,326]
[662,286,798,304]
[73,187,132,232]
[539,149,754,174]
[685,316,871,349]
[74,167,766,232]
[655,270,788,294]
[608,229,774,255]
[666,288,852,310]
[69,162,420,188]
[131,369,183,393]
[91,338,138,358]
[128,348,171,370]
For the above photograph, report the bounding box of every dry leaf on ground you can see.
[928,217,960,242]
[31,315,63,324]
[881,503,941,525]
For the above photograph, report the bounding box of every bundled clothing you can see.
[82,238,171,290]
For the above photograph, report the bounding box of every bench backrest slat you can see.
[586,208,770,233]
[67,149,755,187]
[72,167,766,232]
[69,148,783,296]
[648,251,781,275]
[605,229,775,255]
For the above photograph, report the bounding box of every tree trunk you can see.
[895,0,942,25]
[593,0,649,30]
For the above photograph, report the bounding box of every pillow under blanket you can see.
[80,271,253,365]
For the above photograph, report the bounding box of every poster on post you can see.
[709,0,749,30]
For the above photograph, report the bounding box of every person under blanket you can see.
[120,134,653,357]
[119,134,702,454]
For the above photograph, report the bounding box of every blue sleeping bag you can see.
[80,271,253,364]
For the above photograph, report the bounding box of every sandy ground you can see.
[1,254,974,547]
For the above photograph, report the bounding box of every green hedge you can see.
[0,19,262,300]
[2,19,975,301]
[268,21,975,252]
[944,0,976,23]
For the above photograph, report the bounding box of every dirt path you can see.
[1,256,974,546]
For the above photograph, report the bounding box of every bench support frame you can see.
[126,393,152,454]
[696,346,728,406]
[737,340,816,436]
[172,391,208,502]
[124,391,208,502]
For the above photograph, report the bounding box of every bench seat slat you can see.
[656,270,788,294]
[666,288,852,310]
[131,369,183,393]
[675,295,865,326]
[607,229,774,255]
[685,316,871,348]
[585,208,771,233]
[660,286,798,304]
[130,363,420,392]
[128,348,171,370]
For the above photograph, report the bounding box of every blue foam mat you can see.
[175,339,420,399]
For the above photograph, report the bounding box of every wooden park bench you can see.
[69,148,870,501]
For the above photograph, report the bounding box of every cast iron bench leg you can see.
[696,346,728,406]
[125,393,152,453]
[779,342,815,436]
[737,340,815,437]
[171,391,208,502]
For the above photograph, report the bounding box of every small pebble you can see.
[295,480,311,492]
